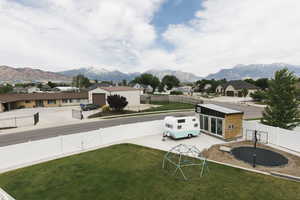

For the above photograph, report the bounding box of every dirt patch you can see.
[203,141,300,177]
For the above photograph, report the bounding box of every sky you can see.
[0,0,300,76]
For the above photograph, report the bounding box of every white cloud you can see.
[162,0,300,76]
[0,0,165,72]
[1,0,300,76]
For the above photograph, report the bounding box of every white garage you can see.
[88,86,141,108]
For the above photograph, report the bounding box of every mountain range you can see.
[206,63,300,80]
[1,63,300,83]
[0,65,71,82]
[58,67,202,82]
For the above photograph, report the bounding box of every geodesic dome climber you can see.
[162,144,209,180]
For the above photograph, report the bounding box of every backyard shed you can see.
[195,104,244,140]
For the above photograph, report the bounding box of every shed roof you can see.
[198,104,243,114]
[0,92,88,103]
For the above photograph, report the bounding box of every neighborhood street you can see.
[0,102,264,147]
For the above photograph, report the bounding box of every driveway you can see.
[0,106,98,129]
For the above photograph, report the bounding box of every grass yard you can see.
[88,102,194,118]
[143,101,194,112]
[0,144,299,200]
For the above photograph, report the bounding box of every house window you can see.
[48,100,56,104]
[69,99,74,103]
[62,99,68,103]
[25,100,31,103]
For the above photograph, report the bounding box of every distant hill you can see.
[59,67,138,82]
[0,66,71,82]
[206,63,300,80]
[145,69,202,82]
[59,67,202,82]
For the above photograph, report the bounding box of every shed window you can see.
[228,124,235,129]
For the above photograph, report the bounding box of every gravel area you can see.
[203,141,300,177]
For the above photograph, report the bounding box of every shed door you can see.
[92,93,106,106]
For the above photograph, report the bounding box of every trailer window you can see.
[177,125,182,129]
[194,123,198,127]
[192,118,196,122]
[165,124,173,129]
[178,119,186,123]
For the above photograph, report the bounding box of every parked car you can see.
[80,104,100,111]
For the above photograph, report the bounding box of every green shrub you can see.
[170,91,183,95]
[250,90,267,102]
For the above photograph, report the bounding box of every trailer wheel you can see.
[188,134,192,138]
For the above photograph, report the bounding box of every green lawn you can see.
[143,101,194,112]
[0,144,299,200]
[88,102,194,118]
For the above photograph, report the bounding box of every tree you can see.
[255,78,269,90]
[161,75,180,90]
[244,78,256,86]
[107,95,128,112]
[72,74,91,89]
[261,69,300,129]
[132,73,160,92]
[241,88,248,97]
[250,90,267,102]
[0,84,13,94]
[122,79,127,86]
[47,81,57,88]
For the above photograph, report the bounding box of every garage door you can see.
[92,93,106,107]
[226,91,234,96]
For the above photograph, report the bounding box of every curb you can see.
[98,109,194,119]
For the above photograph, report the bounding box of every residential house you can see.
[0,92,88,112]
[172,86,193,95]
[55,87,79,92]
[132,83,153,94]
[216,80,259,97]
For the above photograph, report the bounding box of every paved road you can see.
[0,112,193,147]
[0,102,263,147]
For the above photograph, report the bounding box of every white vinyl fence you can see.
[243,120,300,153]
[0,120,163,173]
[0,188,15,200]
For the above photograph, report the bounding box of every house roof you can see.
[221,80,259,90]
[99,86,140,92]
[88,83,112,90]
[0,92,88,103]
[198,104,243,114]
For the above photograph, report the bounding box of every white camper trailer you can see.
[163,116,200,139]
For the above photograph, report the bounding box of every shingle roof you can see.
[0,92,88,103]
[199,104,243,114]
[223,80,259,90]
[88,83,112,90]
[99,86,140,92]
